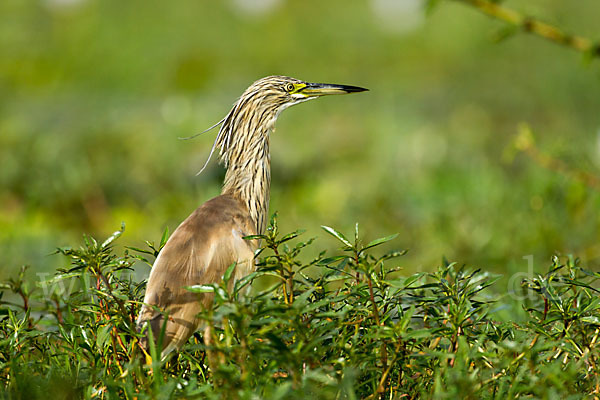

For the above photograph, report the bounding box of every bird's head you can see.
[243,75,368,113]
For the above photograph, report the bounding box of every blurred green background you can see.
[2,0,600,280]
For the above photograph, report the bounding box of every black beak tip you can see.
[344,85,369,93]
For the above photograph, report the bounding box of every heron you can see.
[137,75,367,359]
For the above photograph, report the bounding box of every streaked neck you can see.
[216,91,283,234]
[221,134,271,235]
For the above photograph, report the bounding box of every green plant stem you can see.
[367,277,381,327]
[367,275,388,397]
[272,245,289,305]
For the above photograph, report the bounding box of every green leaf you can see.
[385,273,426,289]
[243,234,265,240]
[398,306,415,332]
[223,262,237,283]
[96,324,111,349]
[362,233,399,251]
[37,272,79,287]
[267,213,279,237]
[321,226,352,248]
[280,229,305,243]
[578,297,600,315]
[101,222,125,249]
[185,285,215,293]
[292,288,316,310]
[159,226,170,249]
[582,316,600,325]
[318,256,347,266]
[126,246,154,255]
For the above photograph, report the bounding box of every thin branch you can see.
[514,124,600,191]
[452,0,600,58]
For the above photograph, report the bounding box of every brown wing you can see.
[136,194,257,358]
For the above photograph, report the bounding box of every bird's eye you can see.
[285,83,295,92]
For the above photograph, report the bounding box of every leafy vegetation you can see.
[1,218,599,399]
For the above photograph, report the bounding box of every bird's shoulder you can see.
[149,194,257,278]
[177,194,256,239]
